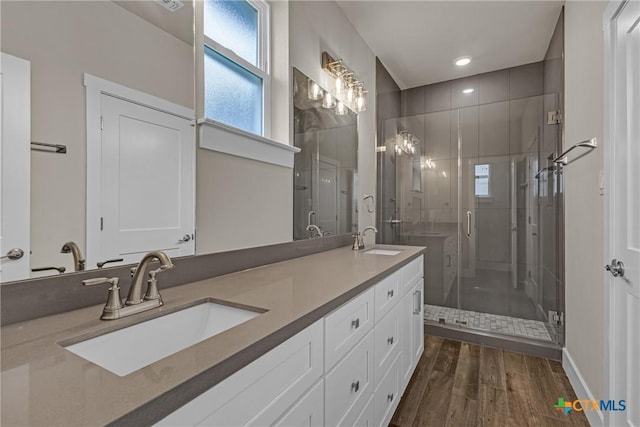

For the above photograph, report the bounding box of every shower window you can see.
[474,163,490,197]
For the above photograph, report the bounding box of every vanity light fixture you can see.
[322,51,367,113]
[307,79,323,101]
[454,56,472,66]
[462,88,475,94]
[395,131,418,156]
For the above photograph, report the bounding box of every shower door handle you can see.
[466,211,472,238]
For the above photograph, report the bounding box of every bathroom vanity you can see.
[0,245,425,426]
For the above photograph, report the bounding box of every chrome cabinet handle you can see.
[1,248,24,260]
[605,259,625,277]
[387,336,394,345]
[387,289,394,298]
[413,290,422,314]
[351,318,360,329]
[351,380,360,393]
[178,234,191,243]
[466,211,472,238]
[387,393,394,402]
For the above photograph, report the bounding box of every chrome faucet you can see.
[306,224,324,238]
[61,241,85,271]
[352,226,378,251]
[82,251,175,320]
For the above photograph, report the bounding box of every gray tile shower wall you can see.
[0,234,353,325]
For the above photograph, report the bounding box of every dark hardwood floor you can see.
[390,336,590,427]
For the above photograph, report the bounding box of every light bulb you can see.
[335,74,344,96]
[322,92,336,109]
[346,85,355,103]
[335,100,347,116]
[356,91,366,112]
[307,79,323,101]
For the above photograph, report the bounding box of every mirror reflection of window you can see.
[474,163,490,197]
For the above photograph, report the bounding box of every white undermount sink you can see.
[363,249,402,256]
[64,301,262,376]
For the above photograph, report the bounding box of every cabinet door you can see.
[400,288,414,389]
[273,379,324,427]
[155,320,323,427]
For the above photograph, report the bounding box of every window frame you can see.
[202,0,271,137]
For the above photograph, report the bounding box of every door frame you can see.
[603,1,630,426]
[84,74,195,267]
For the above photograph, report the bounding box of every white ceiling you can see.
[336,1,563,89]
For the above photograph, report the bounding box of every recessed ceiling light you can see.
[455,56,472,67]
[462,88,475,94]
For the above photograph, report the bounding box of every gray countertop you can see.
[1,244,425,426]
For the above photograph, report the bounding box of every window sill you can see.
[198,118,300,168]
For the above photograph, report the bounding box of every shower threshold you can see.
[424,304,554,343]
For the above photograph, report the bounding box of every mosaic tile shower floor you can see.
[424,304,554,342]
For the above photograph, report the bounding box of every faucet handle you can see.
[83,277,118,288]
[82,277,124,313]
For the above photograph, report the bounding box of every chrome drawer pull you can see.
[413,290,422,314]
[387,289,394,298]
[351,318,360,329]
[351,380,360,393]
[387,336,394,345]
[387,393,394,402]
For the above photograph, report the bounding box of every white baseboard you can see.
[562,348,603,426]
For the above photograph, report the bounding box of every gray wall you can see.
[376,59,402,243]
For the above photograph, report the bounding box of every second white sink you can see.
[363,249,402,256]
[64,301,262,376]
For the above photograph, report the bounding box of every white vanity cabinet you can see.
[156,255,424,427]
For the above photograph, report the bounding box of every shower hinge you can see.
[549,310,564,325]
[100,116,104,131]
[100,217,103,231]
[547,111,562,125]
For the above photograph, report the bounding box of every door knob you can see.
[605,259,625,278]
[178,234,191,243]
[1,248,24,260]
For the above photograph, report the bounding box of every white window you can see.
[203,0,270,136]
[474,163,490,197]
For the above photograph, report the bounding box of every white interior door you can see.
[604,1,640,426]
[0,53,31,282]
[100,94,194,265]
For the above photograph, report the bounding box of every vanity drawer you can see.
[273,379,324,427]
[374,270,401,322]
[373,354,401,427]
[325,287,374,371]
[373,302,401,388]
[155,320,323,427]
[325,330,374,427]
[401,256,424,295]
[341,393,374,427]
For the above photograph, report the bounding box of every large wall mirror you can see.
[292,68,358,240]
[1,0,195,281]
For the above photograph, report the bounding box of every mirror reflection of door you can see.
[314,157,339,236]
[0,53,31,282]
